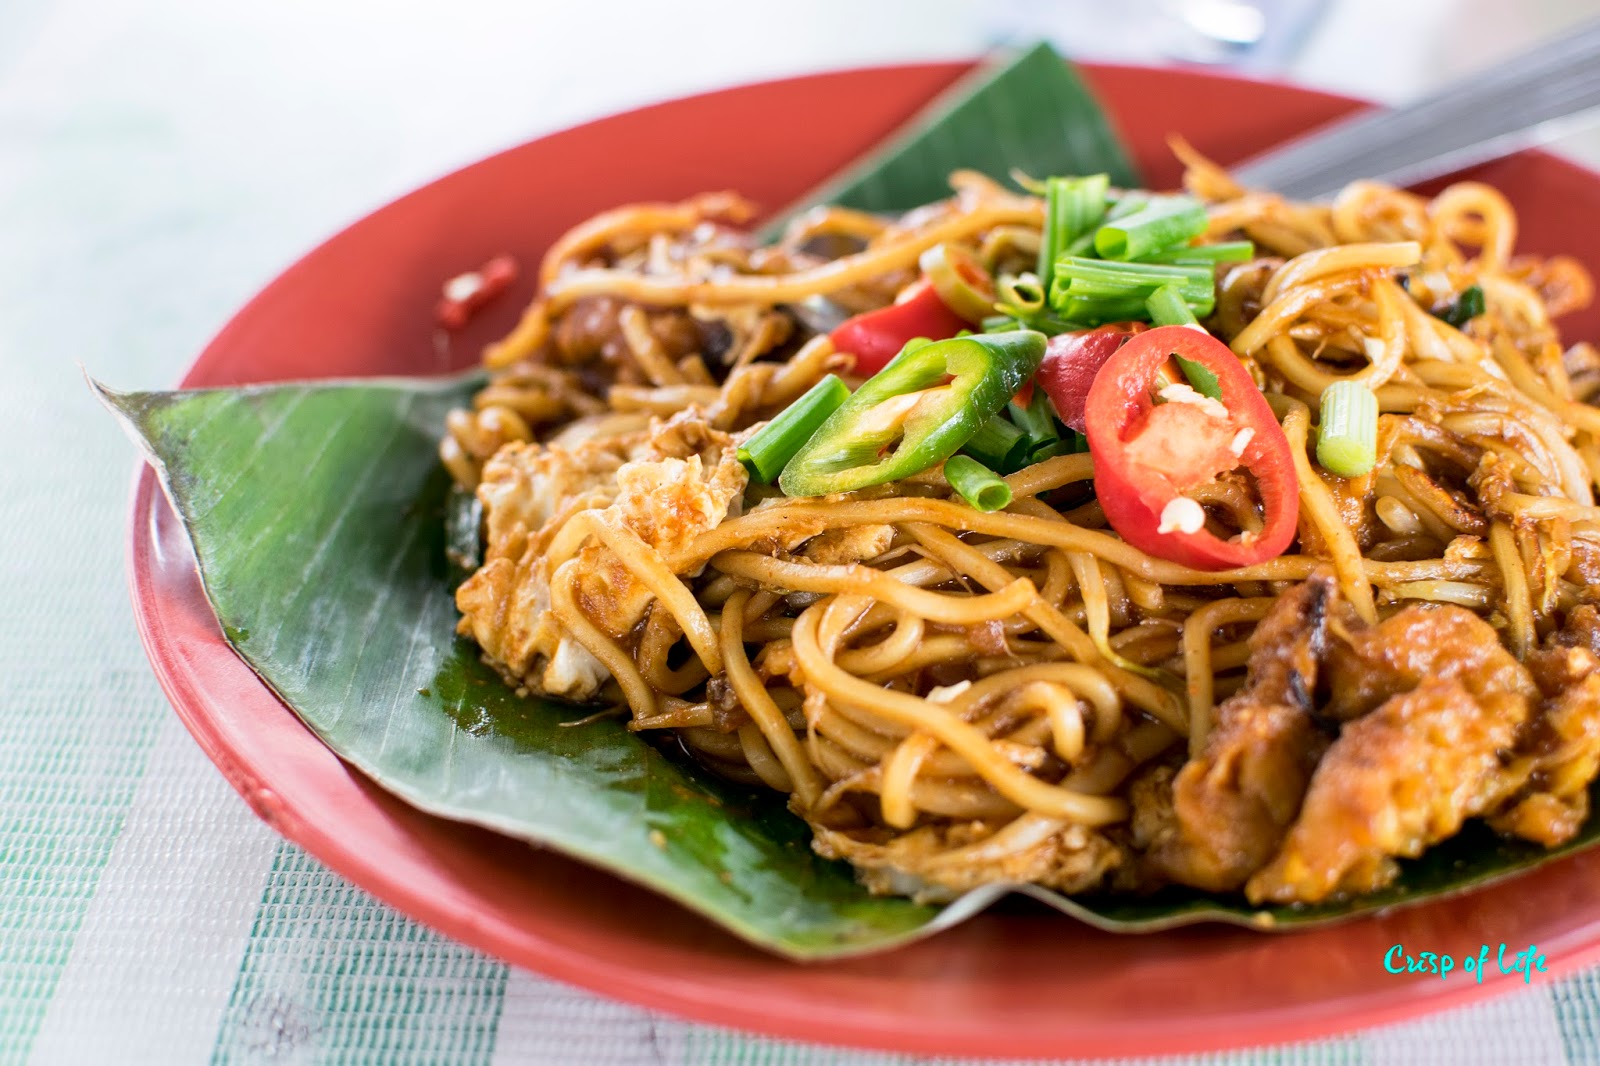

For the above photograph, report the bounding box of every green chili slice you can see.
[778,330,1046,497]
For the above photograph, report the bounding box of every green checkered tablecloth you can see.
[9,2,1600,1063]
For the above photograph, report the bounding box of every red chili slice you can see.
[1084,325,1299,570]
[436,254,519,331]
[829,280,969,375]
[1034,323,1146,432]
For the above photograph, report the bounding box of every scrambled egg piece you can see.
[456,410,745,700]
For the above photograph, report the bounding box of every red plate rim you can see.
[124,60,1600,1059]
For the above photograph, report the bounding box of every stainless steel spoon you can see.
[1232,16,1600,198]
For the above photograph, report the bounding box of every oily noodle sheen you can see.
[440,153,1600,905]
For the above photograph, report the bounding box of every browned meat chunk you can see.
[1247,677,1525,903]
[1527,604,1600,697]
[1491,606,1600,845]
[1490,674,1600,845]
[1142,577,1565,904]
[1324,603,1537,720]
[1145,576,1334,892]
[551,296,705,383]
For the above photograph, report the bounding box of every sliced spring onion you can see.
[1053,295,1149,326]
[1062,231,1097,258]
[1056,192,1142,260]
[1051,258,1214,301]
[1142,297,1226,402]
[1037,174,1109,296]
[1139,240,1254,266]
[1104,192,1148,222]
[920,242,998,323]
[1028,431,1089,461]
[1057,257,1215,287]
[736,374,850,483]
[1437,284,1486,328]
[996,311,1079,336]
[961,414,1030,473]
[1049,258,1217,323]
[1008,387,1060,447]
[1173,355,1222,401]
[1146,284,1198,327]
[1092,195,1207,260]
[1316,379,1379,477]
[995,274,1078,334]
[997,274,1046,314]
[944,455,1013,512]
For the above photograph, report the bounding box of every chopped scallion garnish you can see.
[961,415,1030,473]
[1008,387,1060,448]
[1054,294,1149,325]
[1174,355,1222,401]
[994,274,1079,334]
[736,374,850,483]
[1028,431,1090,461]
[1139,240,1254,266]
[1049,258,1216,322]
[1092,195,1207,261]
[998,274,1046,314]
[1316,380,1379,477]
[1037,175,1109,296]
[944,455,1013,512]
[1104,192,1148,223]
[1436,284,1485,328]
[1146,284,1199,327]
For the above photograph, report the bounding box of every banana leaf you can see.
[101,44,1600,958]
[764,40,1138,228]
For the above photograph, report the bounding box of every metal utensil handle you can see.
[1232,18,1600,199]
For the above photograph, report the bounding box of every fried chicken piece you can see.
[1323,602,1538,721]
[1490,674,1600,845]
[1247,676,1525,903]
[456,409,745,700]
[1145,575,1335,892]
[1491,606,1600,845]
[1527,604,1600,696]
[813,816,1123,904]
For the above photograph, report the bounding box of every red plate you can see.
[129,62,1600,1059]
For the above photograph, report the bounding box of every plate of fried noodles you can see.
[121,53,1600,1058]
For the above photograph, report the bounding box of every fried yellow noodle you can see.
[441,154,1600,906]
